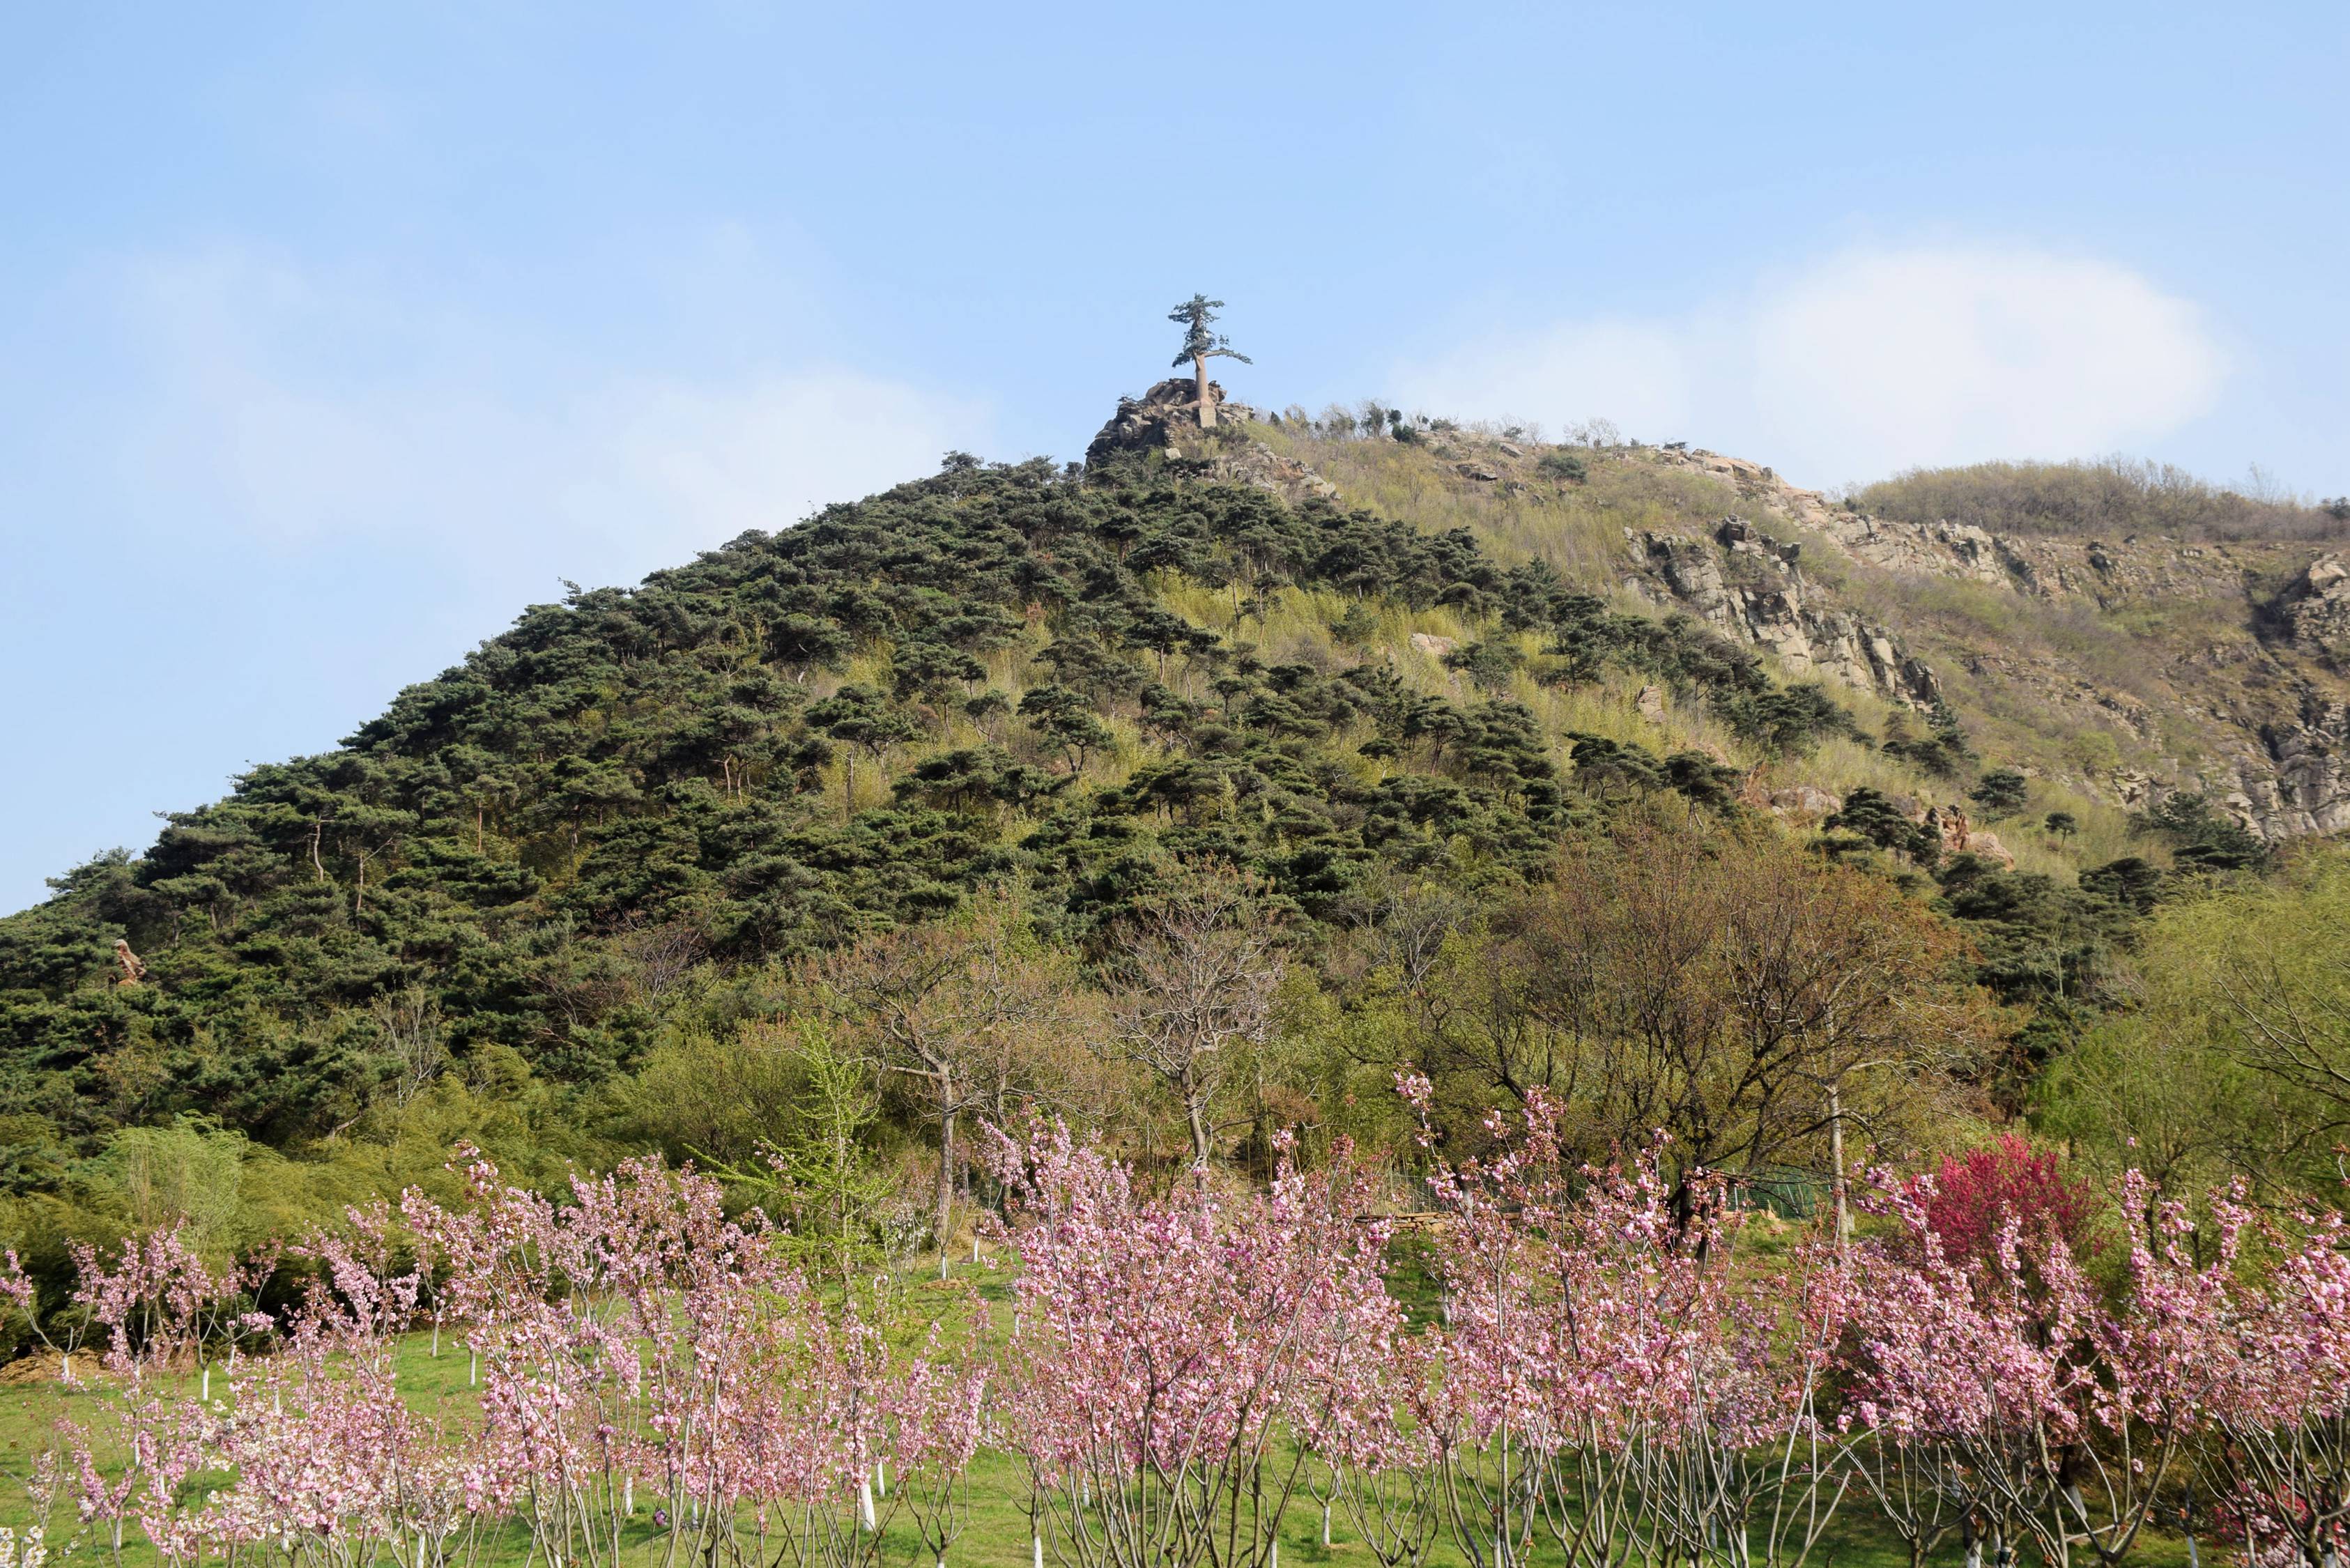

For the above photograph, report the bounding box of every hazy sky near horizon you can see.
[3,3,2346,912]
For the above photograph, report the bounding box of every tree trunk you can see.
[1185,1089,1212,1167]
[1195,354,1215,429]
[936,1105,957,1278]
[1829,1079,1852,1250]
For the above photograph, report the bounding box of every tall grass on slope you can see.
[1858,457,2349,543]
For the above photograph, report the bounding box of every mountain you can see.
[0,373,2316,1193]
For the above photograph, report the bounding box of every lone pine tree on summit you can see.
[1169,293,1250,428]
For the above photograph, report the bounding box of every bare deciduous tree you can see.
[613,916,707,1006]
[371,985,447,1107]
[1518,815,1989,1210]
[1108,862,1287,1165]
[1396,810,1990,1214]
[812,890,1086,1270]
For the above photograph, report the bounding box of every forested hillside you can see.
[0,383,2336,1272]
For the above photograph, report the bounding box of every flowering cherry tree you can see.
[1843,1165,2247,1568]
[45,1153,986,1568]
[404,1152,979,1568]
[1303,1327,1443,1568]
[24,1112,2350,1568]
[1401,1076,1856,1568]
[2050,1174,2245,1568]
[2197,1201,2350,1568]
[1843,1174,2088,1568]
[986,1121,1398,1568]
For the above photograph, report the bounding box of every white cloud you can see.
[112,248,994,578]
[1392,243,2226,486]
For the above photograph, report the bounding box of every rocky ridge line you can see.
[1088,386,2350,843]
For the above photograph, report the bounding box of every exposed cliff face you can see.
[2241,693,2350,837]
[2279,555,2350,660]
[1623,520,1942,708]
[1631,445,2350,840]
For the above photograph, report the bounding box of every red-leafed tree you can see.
[1917,1132,2099,1268]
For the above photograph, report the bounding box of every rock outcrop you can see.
[2279,555,2350,660]
[1759,783,1841,822]
[1085,378,1242,464]
[1624,522,1941,707]
[1625,443,2350,843]
[1084,378,1337,505]
[2238,695,2350,838]
[1924,804,2015,869]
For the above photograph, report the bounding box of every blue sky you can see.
[3,3,2345,912]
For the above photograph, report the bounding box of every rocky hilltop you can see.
[1088,378,1339,505]
[1615,456,2350,842]
[1098,392,2350,843]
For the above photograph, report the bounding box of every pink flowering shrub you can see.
[1914,1133,2098,1269]
[19,1107,2350,1568]
[2195,1201,2350,1568]
[1401,1081,1854,1568]
[1845,1164,2268,1568]
[986,1121,1401,1568]
[49,1154,986,1568]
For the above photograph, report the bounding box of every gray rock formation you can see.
[2238,695,2350,837]
[1760,784,1842,822]
[2280,555,2350,659]
[1627,442,2350,842]
[1086,377,1238,463]
[1084,378,1335,505]
[1625,525,1940,706]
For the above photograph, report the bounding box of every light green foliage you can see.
[2037,1016,2270,1197]
[601,1025,811,1170]
[2039,846,2350,1192]
[736,1020,908,1291]
[81,1120,251,1259]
